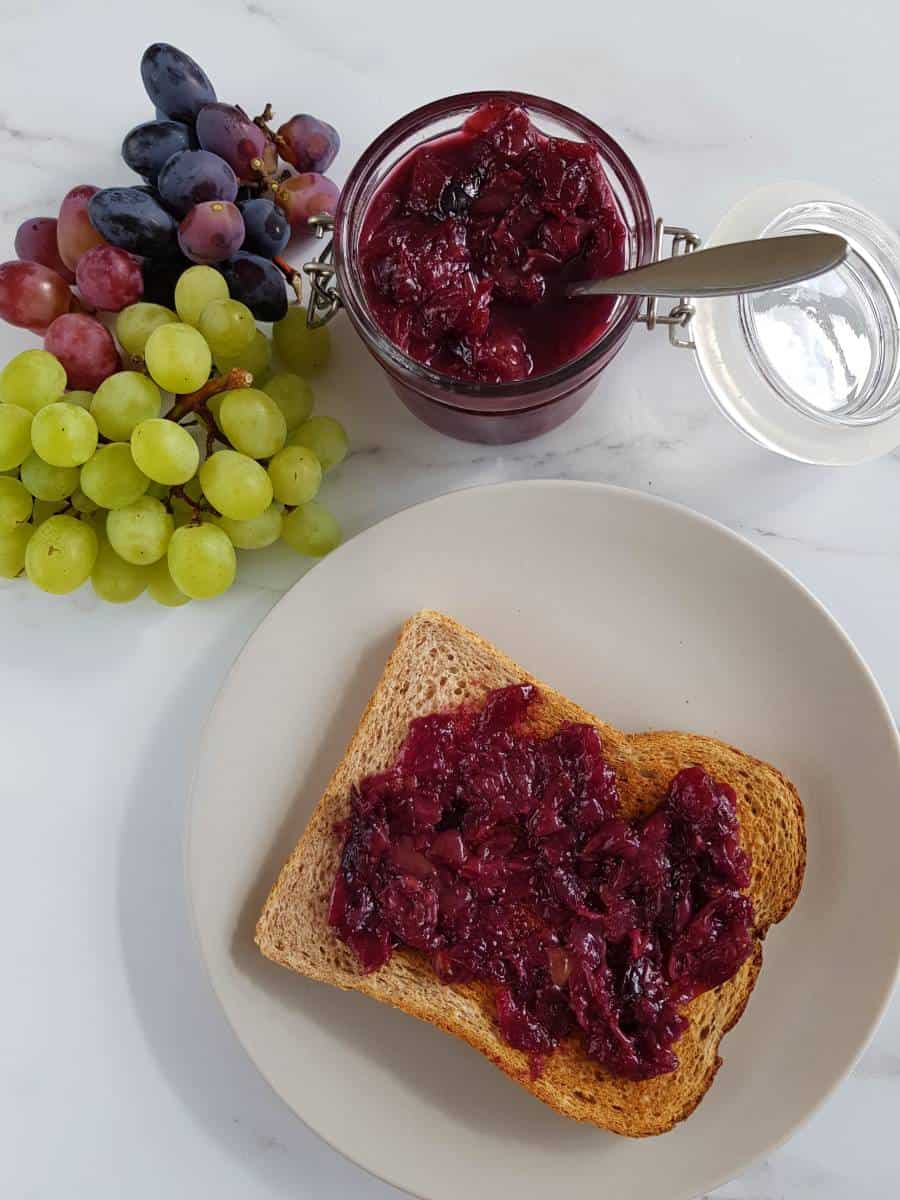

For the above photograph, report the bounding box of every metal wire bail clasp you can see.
[303,214,342,328]
[635,219,702,348]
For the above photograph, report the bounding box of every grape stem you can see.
[273,256,304,303]
[166,368,252,423]
[249,160,278,196]
[170,483,215,522]
[179,417,218,455]
[249,103,290,194]
[253,102,289,154]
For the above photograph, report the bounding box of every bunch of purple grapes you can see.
[0,42,340,391]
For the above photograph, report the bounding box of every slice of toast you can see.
[256,609,805,1137]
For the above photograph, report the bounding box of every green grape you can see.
[0,349,66,412]
[281,501,341,557]
[65,390,94,410]
[174,265,228,327]
[0,404,33,470]
[206,393,224,423]
[218,387,286,459]
[199,449,272,520]
[198,298,256,359]
[144,323,212,394]
[167,523,236,599]
[106,494,173,564]
[287,415,348,472]
[116,302,178,358]
[0,523,32,578]
[80,443,149,509]
[25,514,97,594]
[20,452,79,502]
[147,555,190,606]
[70,488,98,514]
[130,418,199,485]
[263,373,313,431]
[273,308,331,374]
[91,534,148,603]
[31,498,66,525]
[91,372,160,441]
[146,480,170,500]
[214,503,283,549]
[267,444,321,506]
[214,329,271,381]
[30,402,98,468]
[0,476,32,531]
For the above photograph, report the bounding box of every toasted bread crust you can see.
[256,610,806,1136]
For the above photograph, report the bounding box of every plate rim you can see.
[184,478,900,1200]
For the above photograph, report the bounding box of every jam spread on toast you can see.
[330,684,753,1081]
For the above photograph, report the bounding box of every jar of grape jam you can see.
[325,92,654,444]
[308,94,900,462]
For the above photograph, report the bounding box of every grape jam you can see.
[330,685,754,1081]
[358,99,629,385]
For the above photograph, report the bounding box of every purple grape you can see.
[14,218,75,283]
[0,261,71,333]
[277,114,340,173]
[88,187,180,259]
[141,43,216,124]
[196,103,267,182]
[216,252,288,321]
[57,185,105,272]
[142,256,188,307]
[131,183,176,212]
[44,314,120,390]
[178,201,245,264]
[122,119,195,185]
[157,148,238,217]
[239,197,289,257]
[75,245,143,311]
[275,172,339,230]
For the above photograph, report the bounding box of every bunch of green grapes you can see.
[0,265,349,606]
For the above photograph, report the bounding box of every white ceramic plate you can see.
[187,481,900,1200]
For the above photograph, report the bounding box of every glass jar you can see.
[691,182,900,465]
[330,91,655,445]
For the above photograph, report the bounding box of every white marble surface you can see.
[1,2,898,1197]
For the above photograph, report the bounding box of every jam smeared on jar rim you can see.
[330,684,754,1081]
[357,99,629,385]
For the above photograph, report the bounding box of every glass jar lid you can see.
[691,183,900,464]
